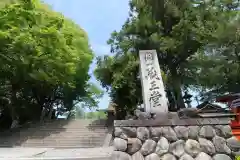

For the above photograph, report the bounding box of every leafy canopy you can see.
[0,0,102,126]
[95,0,240,118]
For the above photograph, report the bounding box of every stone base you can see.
[112,118,239,160]
[129,108,201,121]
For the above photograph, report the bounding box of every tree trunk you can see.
[171,69,185,110]
[40,107,46,122]
[166,88,178,111]
[10,84,18,128]
[48,107,54,120]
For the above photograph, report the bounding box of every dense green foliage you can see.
[191,16,240,101]
[0,0,102,129]
[95,0,240,119]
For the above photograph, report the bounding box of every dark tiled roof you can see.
[197,102,223,110]
[196,102,230,114]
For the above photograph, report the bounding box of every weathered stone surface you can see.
[125,114,136,120]
[150,127,162,141]
[145,153,160,160]
[122,127,137,138]
[113,138,127,151]
[174,126,189,139]
[120,134,128,140]
[195,152,212,160]
[199,126,216,139]
[214,125,223,136]
[135,109,151,120]
[137,127,150,141]
[113,124,235,160]
[185,139,201,157]
[198,138,215,155]
[212,154,232,160]
[220,125,232,138]
[212,136,231,154]
[111,151,131,160]
[162,127,178,142]
[153,112,177,121]
[115,127,128,140]
[132,152,144,160]
[169,140,185,158]
[114,127,123,137]
[114,117,230,127]
[127,138,142,154]
[188,126,200,140]
[160,153,177,160]
[177,108,198,118]
[179,154,194,160]
[155,137,169,156]
[140,139,157,156]
[215,125,232,138]
[226,136,240,151]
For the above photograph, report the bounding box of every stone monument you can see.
[139,50,168,113]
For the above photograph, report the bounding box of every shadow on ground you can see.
[0,120,70,147]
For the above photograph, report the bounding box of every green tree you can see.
[188,15,240,100]
[0,0,100,127]
[95,0,239,118]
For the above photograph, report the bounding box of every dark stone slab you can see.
[114,118,231,127]
[184,118,199,125]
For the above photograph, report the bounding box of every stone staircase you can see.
[0,119,110,148]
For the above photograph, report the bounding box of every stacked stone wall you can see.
[112,122,240,160]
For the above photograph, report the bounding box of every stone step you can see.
[23,139,104,142]
[19,144,103,148]
[32,131,107,135]
[0,143,105,147]
[0,140,106,147]
[3,133,106,139]
[3,157,111,160]
[1,128,107,135]
[0,120,109,148]
[0,137,106,147]
[0,138,105,144]
[27,127,108,131]
[16,129,107,134]
[34,130,108,133]
[0,133,108,139]
[0,147,113,159]
[0,141,104,145]
[22,141,104,145]
[32,147,113,159]
[0,134,107,141]
[1,128,107,133]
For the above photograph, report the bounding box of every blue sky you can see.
[42,0,130,111]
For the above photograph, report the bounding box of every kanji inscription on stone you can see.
[139,50,168,113]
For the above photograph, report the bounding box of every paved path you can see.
[0,147,113,160]
[0,148,51,158]
[34,147,113,159]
